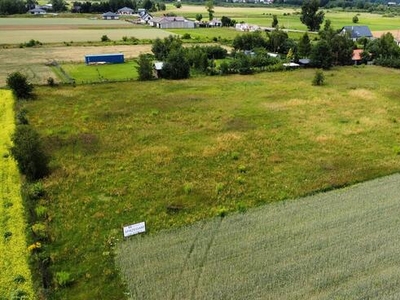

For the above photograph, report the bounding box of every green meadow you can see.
[59,60,139,83]
[21,66,400,299]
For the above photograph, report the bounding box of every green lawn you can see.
[22,66,400,299]
[60,60,139,83]
[117,174,400,299]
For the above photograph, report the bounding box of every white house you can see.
[150,16,195,29]
[28,8,47,15]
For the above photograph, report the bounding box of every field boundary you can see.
[0,90,35,299]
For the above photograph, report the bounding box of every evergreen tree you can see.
[310,39,333,69]
[298,32,312,57]
[271,15,278,28]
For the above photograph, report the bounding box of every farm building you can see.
[102,11,120,20]
[341,26,373,41]
[149,16,195,29]
[28,8,46,15]
[85,53,124,65]
[139,10,153,23]
[117,7,134,15]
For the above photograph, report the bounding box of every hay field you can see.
[117,173,400,299]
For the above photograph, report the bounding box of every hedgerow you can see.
[0,90,35,299]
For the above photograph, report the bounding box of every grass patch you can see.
[21,65,400,299]
[0,90,35,299]
[60,60,139,83]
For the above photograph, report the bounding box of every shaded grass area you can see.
[117,173,400,299]
[22,66,400,299]
[0,90,35,299]
[59,60,139,83]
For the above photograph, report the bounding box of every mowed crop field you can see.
[0,90,34,299]
[22,66,400,299]
[0,27,172,44]
[117,173,400,299]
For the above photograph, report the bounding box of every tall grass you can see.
[22,66,400,299]
[0,90,35,299]
[116,174,400,299]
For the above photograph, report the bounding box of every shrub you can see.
[312,70,325,86]
[6,72,34,99]
[47,77,56,86]
[31,222,48,240]
[101,35,110,42]
[55,271,74,287]
[216,207,228,217]
[10,125,50,181]
[35,205,48,219]
[182,33,191,40]
[183,183,193,194]
[16,108,29,125]
[26,181,46,201]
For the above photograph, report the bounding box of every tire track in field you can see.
[170,221,206,300]
[191,217,223,300]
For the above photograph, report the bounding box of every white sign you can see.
[123,222,146,238]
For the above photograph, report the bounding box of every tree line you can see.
[0,0,165,14]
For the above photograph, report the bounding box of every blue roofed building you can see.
[341,26,373,41]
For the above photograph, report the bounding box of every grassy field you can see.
[21,66,400,299]
[59,60,139,83]
[0,45,153,87]
[116,173,400,299]
[165,5,400,31]
[0,90,35,299]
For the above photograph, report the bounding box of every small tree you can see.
[271,15,278,28]
[206,0,214,21]
[101,35,110,42]
[161,48,190,79]
[137,54,154,81]
[298,32,312,57]
[312,70,325,86]
[195,13,203,22]
[10,125,50,181]
[310,39,333,69]
[352,15,359,23]
[7,72,34,100]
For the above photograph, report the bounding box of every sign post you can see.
[123,222,146,238]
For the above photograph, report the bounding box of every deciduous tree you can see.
[300,0,325,31]
[6,72,34,100]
